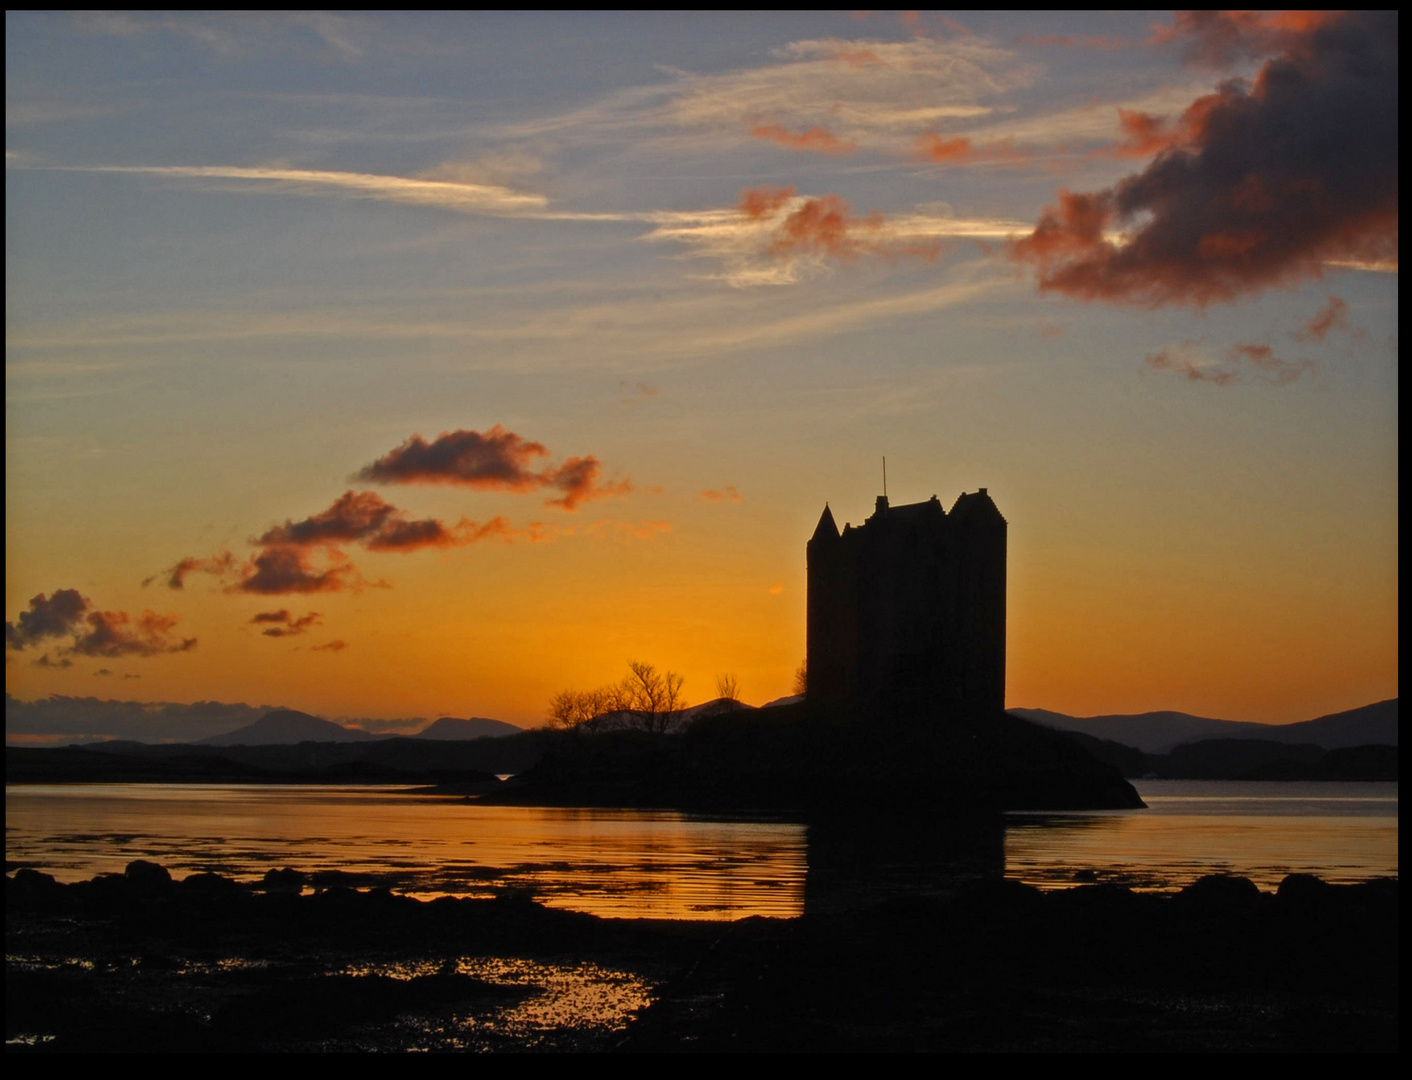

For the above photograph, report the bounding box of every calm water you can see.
[1007,779,1399,891]
[5,780,1398,919]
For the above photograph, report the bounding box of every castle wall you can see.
[806,491,1005,719]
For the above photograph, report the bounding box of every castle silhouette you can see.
[807,490,1006,719]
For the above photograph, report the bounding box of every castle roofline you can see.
[950,487,1006,523]
[865,494,944,524]
[810,503,840,543]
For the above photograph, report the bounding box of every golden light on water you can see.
[6,782,1397,919]
[4,785,808,920]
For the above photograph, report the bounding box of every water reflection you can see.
[5,780,1398,920]
[5,784,808,920]
[804,813,1004,915]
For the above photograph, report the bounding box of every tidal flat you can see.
[5,862,1398,1053]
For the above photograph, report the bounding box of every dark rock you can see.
[1051,882,1142,915]
[262,866,306,893]
[178,871,245,903]
[1176,874,1263,917]
[6,867,66,911]
[1275,872,1334,906]
[124,859,173,891]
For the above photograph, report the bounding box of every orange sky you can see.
[6,12,1398,728]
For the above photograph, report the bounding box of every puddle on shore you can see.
[6,950,658,1052]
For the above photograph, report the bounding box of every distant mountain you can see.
[680,697,757,723]
[1271,700,1399,750]
[760,694,803,709]
[1063,732,1397,781]
[416,716,523,740]
[200,709,376,746]
[1012,699,1397,754]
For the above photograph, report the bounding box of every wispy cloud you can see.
[699,486,743,504]
[252,610,322,637]
[1014,33,1135,52]
[6,100,124,127]
[9,259,1018,368]
[645,187,1029,286]
[146,552,236,590]
[1293,296,1357,343]
[54,164,552,217]
[913,132,1031,167]
[71,11,376,62]
[1145,341,1238,385]
[578,519,673,541]
[485,34,1021,154]
[11,156,1033,295]
[668,37,1025,145]
[749,123,857,155]
[1227,342,1314,386]
[953,80,1215,150]
[1145,339,1315,387]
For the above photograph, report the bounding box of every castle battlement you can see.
[807,489,1006,718]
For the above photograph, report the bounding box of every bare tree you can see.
[617,660,688,734]
[548,660,689,735]
[793,660,807,698]
[546,685,615,733]
[715,672,740,710]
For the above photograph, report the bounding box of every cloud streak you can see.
[59,164,553,217]
[913,132,1031,167]
[1145,339,1315,387]
[16,154,1029,295]
[1294,295,1355,343]
[668,36,1021,144]
[749,123,856,155]
[252,610,322,637]
[148,552,236,590]
[645,186,1028,287]
[699,486,743,504]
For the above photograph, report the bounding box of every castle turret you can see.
[811,503,840,543]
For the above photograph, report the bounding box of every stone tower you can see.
[806,490,1006,719]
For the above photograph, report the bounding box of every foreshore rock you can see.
[6,862,1398,1052]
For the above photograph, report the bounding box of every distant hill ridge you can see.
[1010,699,1397,754]
[7,694,1395,751]
[199,709,377,746]
[417,716,523,740]
[200,709,528,745]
